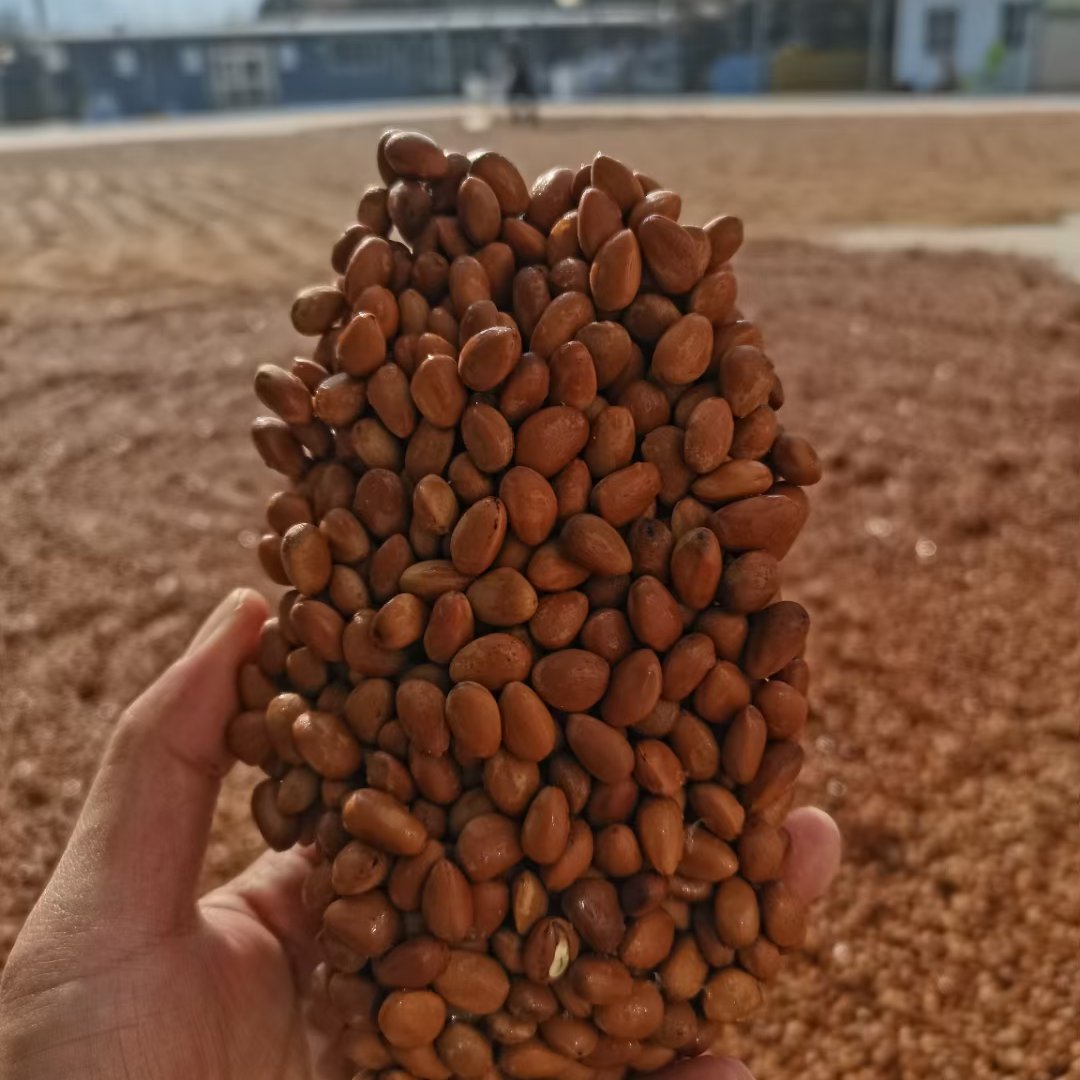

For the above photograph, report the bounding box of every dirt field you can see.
[1,112,1079,1079]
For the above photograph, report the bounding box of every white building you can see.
[893,0,1039,91]
[1032,0,1080,90]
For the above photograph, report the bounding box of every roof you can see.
[40,4,693,44]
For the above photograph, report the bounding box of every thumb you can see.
[40,588,269,938]
[655,1055,755,1080]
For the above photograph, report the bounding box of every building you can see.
[766,0,895,91]
[1,4,742,121]
[1031,0,1080,89]
[892,0,1038,91]
[0,1,926,123]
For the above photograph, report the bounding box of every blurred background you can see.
[1,3,1078,1080]
[1,0,1079,119]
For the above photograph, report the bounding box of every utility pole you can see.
[867,0,889,91]
[31,0,53,121]
[1018,0,1043,92]
[750,0,771,92]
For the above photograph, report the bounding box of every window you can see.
[1002,2,1031,49]
[42,44,68,73]
[278,42,300,72]
[112,46,139,78]
[925,7,958,55]
[178,46,203,76]
[207,45,278,108]
[326,37,389,71]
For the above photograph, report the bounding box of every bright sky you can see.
[0,0,259,32]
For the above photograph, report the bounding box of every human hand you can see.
[0,590,840,1080]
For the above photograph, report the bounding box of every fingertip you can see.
[183,590,268,687]
[714,1059,755,1080]
[782,805,842,903]
[186,587,269,658]
[654,1055,755,1080]
[233,586,271,619]
[227,587,272,647]
[218,586,270,639]
[127,589,269,757]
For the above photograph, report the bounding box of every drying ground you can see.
[1,111,1078,1079]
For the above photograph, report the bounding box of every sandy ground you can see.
[4,109,1080,325]
[5,94,1080,154]
[1,112,1079,1079]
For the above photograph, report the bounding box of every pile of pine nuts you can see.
[234,128,823,1079]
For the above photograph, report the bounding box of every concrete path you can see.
[830,213,1080,282]
[2,93,1080,154]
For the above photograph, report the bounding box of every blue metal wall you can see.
[279,33,448,103]
[62,33,451,118]
[41,20,727,120]
[69,40,211,117]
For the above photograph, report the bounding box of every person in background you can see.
[506,40,540,125]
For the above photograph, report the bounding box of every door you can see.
[924,6,959,89]
[207,42,280,109]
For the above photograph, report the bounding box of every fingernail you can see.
[185,589,250,656]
